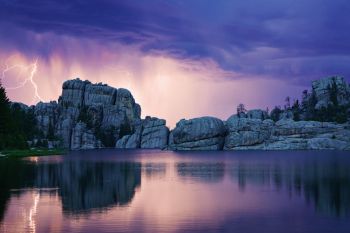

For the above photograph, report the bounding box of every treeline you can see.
[269,80,349,123]
[0,82,38,149]
[237,79,349,123]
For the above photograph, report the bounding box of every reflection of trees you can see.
[176,162,225,183]
[230,161,350,217]
[0,159,36,221]
[0,159,142,218]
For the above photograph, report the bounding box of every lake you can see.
[0,149,349,233]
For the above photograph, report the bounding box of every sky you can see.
[0,0,350,127]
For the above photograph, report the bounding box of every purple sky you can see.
[0,0,349,127]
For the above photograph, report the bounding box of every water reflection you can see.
[176,162,225,183]
[143,163,167,179]
[35,161,141,214]
[227,157,350,217]
[0,159,141,217]
[1,150,350,233]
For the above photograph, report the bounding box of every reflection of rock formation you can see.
[0,159,142,218]
[35,161,141,214]
[143,163,167,179]
[229,161,350,216]
[176,162,225,183]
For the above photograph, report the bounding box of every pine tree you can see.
[328,80,339,106]
[236,103,247,117]
[270,106,282,122]
[0,81,11,134]
[292,99,301,121]
[0,81,12,149]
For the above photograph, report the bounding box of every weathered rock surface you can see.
[116,121,143,149]
[23,76,350,151]
[169,117,226,150]
[71,122,103,150]
[312,76,350,109]
[224,116,350,150]
[141,117,169,149]
[116,117,169,149]
[34,101,58,137]
[224,115,273,149]
[34,78,141,150]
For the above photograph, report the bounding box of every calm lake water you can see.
[0,149,350,233]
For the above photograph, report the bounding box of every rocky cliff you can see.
[29,78,142,150]
[19,76,350,151]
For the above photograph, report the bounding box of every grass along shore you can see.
[0,148,67,158]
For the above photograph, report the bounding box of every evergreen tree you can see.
[0,82,12,149]
[328,80,339,106]
[236,103,247,117]
[0,81,11,134]
[292,99,301,121]
[270,106,282,122]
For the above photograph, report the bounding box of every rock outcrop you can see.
[33,78,141,150]
[224,115,273,150]
[70,122,103,150]
[21,76,350,151]
[116,117,169,149]
[311,76,350,109]
[224,115,350,150]
[168,117,226,150]
[34,101,58,137]
[141,117,169,149]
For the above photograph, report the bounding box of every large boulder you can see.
[224,115,273,150]
[140,117,169,149]
[169,117,226,150]
[116,117,169,149]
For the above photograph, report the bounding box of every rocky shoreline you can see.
[14,76,350,151]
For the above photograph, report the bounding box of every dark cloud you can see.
[1,0,350,83]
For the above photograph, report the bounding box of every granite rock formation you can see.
[168,117,226,150]
[33,78,141,150]
[116,116,169,149]
[70,122,103,150]
[16,76,350,151]
[224,116,350,150]
[312,76,350,109]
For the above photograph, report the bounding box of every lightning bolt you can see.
[1,58,43,103]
